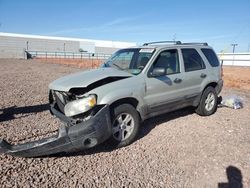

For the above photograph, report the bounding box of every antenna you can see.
[172,33,177,41]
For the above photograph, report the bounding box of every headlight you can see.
[64,95,97,117]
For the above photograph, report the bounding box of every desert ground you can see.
[0,59,249,187]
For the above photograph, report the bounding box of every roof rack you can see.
[180,42,208,46]
[143,41,182,46]
[143,41,208,46]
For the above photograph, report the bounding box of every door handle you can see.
[200,73,207,78]
[174,78,182,83]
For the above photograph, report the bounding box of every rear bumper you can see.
[216,79,223,94]
[0,105,112,157]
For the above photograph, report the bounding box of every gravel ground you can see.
[0,59,249,187]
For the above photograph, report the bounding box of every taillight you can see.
[221,60,224,77]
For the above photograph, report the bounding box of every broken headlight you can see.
[64,95,97,117]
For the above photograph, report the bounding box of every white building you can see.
[218,53,250,66]
[0,32,136,58]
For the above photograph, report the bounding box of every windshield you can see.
[103,48,154,75]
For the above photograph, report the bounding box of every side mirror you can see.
[100,63,107,68]
[150,67,166,77]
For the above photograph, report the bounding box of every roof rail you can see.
[143,41,182,46]
[180,42,208,46]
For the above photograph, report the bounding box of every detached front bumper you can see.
[0,105,112,157]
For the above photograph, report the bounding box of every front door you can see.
[144,49,186,114]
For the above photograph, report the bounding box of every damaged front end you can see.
[0,90,112,157]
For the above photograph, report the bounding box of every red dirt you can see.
[223,66,250,91]
[35,58,103,69]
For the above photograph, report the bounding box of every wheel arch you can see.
[203,81,223,95]
[205,82,217,89]
[110,97,142,121]
[193,82,218,107]
[110,97,139,109]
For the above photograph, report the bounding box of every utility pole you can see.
[248,43,250,53]
[26,41,29,51]
[231,43,238,65]
[63,43,66,58]
[231,43,238,53]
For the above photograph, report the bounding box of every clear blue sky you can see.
[0,0,250,52]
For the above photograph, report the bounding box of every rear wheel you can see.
[195,86,218,116]
[110,104,140,147]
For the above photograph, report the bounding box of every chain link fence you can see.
[26,51,111,69]
[27,51,111,60]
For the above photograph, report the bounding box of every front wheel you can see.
[110,104,140,148]
[195,86,218,116]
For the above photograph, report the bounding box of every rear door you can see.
[180,48,209,97]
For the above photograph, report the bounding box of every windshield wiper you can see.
[112,63,124,70]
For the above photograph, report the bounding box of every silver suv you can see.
[0,41,223,157]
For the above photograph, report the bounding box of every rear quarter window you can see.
[201,48,220,67]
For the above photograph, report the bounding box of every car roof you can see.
[128,41,213,50]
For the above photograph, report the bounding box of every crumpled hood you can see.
[49,68,132,92]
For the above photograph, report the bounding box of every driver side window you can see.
[151,49,180,75]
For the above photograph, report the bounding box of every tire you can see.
[195,86,218,116]
[109,104,140,148]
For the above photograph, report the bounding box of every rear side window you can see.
[201,48,220,67]
[181,49,205,72]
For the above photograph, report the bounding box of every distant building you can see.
[0,32,136,58]
[218,53,250,66]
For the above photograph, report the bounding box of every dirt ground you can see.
[0,59,249,187]
[223,66,250,91]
